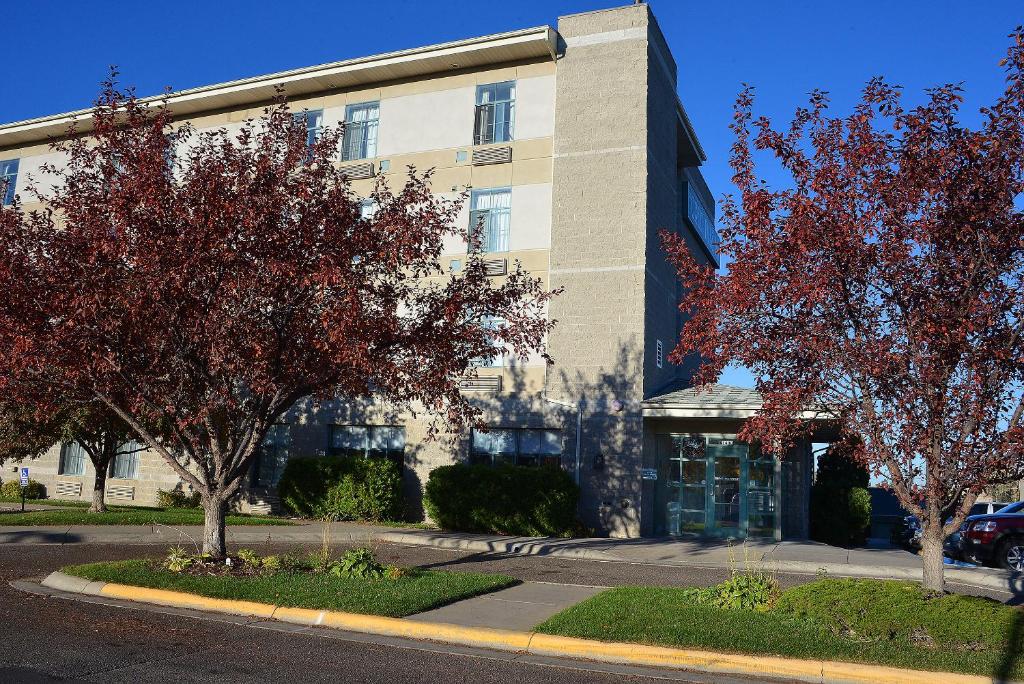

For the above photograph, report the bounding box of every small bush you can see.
[424,463,580,537]
[156,486,201,509]
[1,478,46,499]
[277,456,402,522]
[810,448,871,547]
[680,572,780,612]
[328,547,386,580]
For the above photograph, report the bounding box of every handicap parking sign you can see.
[19,467,28,486]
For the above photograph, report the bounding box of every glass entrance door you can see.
[706,438,746,536]
[655,434,778,539]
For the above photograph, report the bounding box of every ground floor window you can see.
[254,425,291,488]
[329,425,405,469]
[655,434,779,539]
[59,443,87,476]
[470,428,561,467]
[109,442,144,480]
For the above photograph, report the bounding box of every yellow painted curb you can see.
[99,582,277,619]
[58,575,1002,684]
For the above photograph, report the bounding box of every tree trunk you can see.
[920,523,946,593]
[89,464,108,513]
[202,495,228,558]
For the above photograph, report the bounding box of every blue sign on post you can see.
[19,467,28,486]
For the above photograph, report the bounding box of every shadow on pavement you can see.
[0,530,81,544]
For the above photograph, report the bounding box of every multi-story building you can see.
[0,4,816,540]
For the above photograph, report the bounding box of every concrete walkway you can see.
[406,581,604,631]
[1,519,1020,594]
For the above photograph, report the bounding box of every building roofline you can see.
[0,25,558,149]
[677,101,707,163]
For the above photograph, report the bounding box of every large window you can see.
[109,442,144,480]
[470,428,562,467]
[329,425,405,468]
[254,425,290,488]
[474,82,515,145]
[341,102,379,161]
[0,159,18,206]
[293,109,324,150]
[468,188,511,253]
[58,442,87,476]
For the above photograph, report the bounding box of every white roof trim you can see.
[0,26,557,149]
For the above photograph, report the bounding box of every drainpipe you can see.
[542,394,583,486]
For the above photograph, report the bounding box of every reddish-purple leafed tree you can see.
[663,31,1024,591]
[0,78,556,556]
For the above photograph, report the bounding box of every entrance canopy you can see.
[642,384,840,441]
[641,384,837,541]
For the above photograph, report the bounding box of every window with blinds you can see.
[109,442,144,480]
[468,187,511,253]
[59,442,87,476]
[341,102,379,161]
[292,109,324,150]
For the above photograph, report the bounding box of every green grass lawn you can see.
[536,579,1024,680]
[0,497,91,508]
[64,559,518,617]
[0,506,293,526]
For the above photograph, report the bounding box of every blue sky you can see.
[3,1,1020,386]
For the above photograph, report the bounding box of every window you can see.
[470,428,562,467]
[683,181,718,262]
[0,159,19,206]
[254,424,290,488]
[468,188,511,253]
[472,315,505,368]
[329,425,405,468]
[359,199,375,219]
[59,442,87,476]
[293,109,324,149]
[474,82,515,145]
[341,102,379,161]
[109,441,144,480]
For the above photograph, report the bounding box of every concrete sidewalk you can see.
[2,519,1020,594]
[406,581,604,631]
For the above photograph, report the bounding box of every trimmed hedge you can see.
[0,478,46,499]
[810,448,871,547]
[424,463,580,537]
[277,456,402,522]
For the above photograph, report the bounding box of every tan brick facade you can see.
[0,5,730,538]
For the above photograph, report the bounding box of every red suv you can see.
[960,502,1024,571]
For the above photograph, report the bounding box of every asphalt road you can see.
[0,542,805,684]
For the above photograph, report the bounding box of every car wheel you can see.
[999,537,1024,572]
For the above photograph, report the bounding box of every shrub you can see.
[679,571,780,612]
[1,478,46,499]
[810,447,871,547]
[277,456,402,522]
[423,463,580,537]
[328,547,386,580]
[157,486,201,509]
